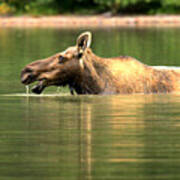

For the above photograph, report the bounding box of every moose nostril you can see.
[21,73,35,84]
[21,75,28,84]
[21,68,33,77]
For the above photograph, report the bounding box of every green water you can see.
[0,27,180,180]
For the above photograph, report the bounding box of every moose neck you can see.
[70,49,113,94]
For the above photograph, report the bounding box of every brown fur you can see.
[21,32,180,95]
[72,49,180,94]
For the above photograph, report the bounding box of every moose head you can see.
[21,32,92,94]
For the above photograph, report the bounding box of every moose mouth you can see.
[31,80,46,94]
[21,69,48,94]
[21,76,47,94]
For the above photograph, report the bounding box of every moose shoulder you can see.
[21,31,180,95]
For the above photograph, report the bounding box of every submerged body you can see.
[21,31,180,95]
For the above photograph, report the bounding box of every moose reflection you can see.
[21,31,180,94]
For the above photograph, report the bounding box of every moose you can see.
[21,31,180,95]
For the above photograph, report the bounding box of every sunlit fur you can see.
[72,48,180,94]
[21,34,180,95]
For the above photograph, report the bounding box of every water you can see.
[25,85,30,94]
[0,27,180,179]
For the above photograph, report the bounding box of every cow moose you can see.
[21,31,180,95]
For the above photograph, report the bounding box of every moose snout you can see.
[21,68,36,85]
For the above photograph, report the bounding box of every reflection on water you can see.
[0,94,180,179]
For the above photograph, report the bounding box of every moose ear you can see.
[76,31,92,53]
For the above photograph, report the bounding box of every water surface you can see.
[0,27,180,180]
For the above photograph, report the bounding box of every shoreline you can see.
[1,15,180,28]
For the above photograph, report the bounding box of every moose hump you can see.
[21,31,180,95]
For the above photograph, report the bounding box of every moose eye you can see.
[58,55,66,64]
[77,53,83,59]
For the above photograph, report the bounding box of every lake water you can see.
[0,27,180,180]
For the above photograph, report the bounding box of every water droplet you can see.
[26,85,30,94]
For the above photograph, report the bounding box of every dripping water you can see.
[26,85,30,94]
